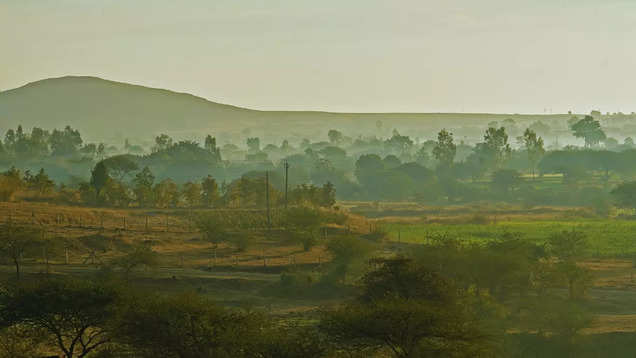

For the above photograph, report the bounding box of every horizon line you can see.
[0,75,590,117]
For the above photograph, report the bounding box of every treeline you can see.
[0,125,88,159]
[5,115,636,207]
[0,163,335,210]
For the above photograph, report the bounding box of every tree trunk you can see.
[13,257,20,281]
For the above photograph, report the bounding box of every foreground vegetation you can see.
[1,200,636,357]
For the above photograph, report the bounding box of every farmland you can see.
[7,197,636,356]
[4,200,636,314]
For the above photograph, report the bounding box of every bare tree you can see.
[0,224,40,280]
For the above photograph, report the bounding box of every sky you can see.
[1,0,636,114]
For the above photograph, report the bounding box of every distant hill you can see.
[0,76,571,142]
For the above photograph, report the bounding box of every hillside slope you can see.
[0,76,570,141]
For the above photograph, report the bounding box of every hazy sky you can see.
[2,0,636,113]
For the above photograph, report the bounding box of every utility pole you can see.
[266,171,271,228]
[284,160,289,209]
[41,229,49,274]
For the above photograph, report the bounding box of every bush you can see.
[232,234,252,252]
[361,226,388,242]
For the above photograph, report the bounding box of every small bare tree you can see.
[0,224,40,281]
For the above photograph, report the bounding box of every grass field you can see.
[380,219,636,257]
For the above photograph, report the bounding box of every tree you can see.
[195,213,229,266]
[385,130,414,157]
[0,224,40,280]
[0,325,47,358]
[0,167,24,202]
[414,146,430,166]
[355,154,384,179]
[522,128,545,178]
[0,278,118,358]
[102,155,138,181]
[570,116,606,148]
[328,129,344,144]
[321,258,490,357]
[111,245,159,282]
[432,129,457,169]
[611,181,636,210]
[27,168,55,196]
[201,175,219,208]
[491,169,521,196]
[284,207,324,251]
[548,230,591,300]
[49,125,83,156]
[153,179,179,208]
[320,182,336,207]
[4,129,15,151]
[320,145,346,159]
[325,236,374,284]
[96,143,106,161]
[79,143,96,158]
[528,120,551,137]
[114,292,262,358]
[247,137,260,153]
[182,181,202,208]
[133,167,155,207]
[255,325,328,358]
[204,135,222,161]
[153,134,173,152]
[281,139,290,152]
[90,162,109,196]
[382,155,401,169]
[100,178,132,207]
[482,126,512,169]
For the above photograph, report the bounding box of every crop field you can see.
[380,219,636,257]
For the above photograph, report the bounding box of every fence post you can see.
[263,248,267,267]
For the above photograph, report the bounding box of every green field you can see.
[382,219,636,257]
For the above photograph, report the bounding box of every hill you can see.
[0,76,571,142]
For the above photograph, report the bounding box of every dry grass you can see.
[583,315,636,334]
[0,201,351,269]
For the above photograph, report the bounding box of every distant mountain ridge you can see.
[0,76,570,142]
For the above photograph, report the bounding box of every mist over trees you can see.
[2,109,636,211]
